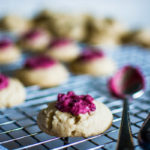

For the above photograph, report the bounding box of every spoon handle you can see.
[138,113,150,150]
[116,99,134,150]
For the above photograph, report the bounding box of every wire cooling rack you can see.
[0,46,150,150]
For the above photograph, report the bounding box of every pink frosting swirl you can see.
[0,39,13,50]
[0,74,9,90]
[23,30,43,40]
[79,48,104,61]
[55,91,96,116]
[25,56,56,69]
[49,39,72,49]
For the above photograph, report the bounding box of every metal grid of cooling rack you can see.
[0,46,150,150]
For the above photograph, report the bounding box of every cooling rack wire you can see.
[0,46,150,150]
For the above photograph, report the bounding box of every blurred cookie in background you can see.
[1,10,148,50]
[132,29,150,48]
[0,15,32,34]
[18,28,51,52]
[84,16,128,46]
[0,73,26,108]
[48,13,87,41]
[33,10,53,31]
[16,55,69,88]
[120,29,150,48]
[70,47,116,76]
[33,10,87,41]
[45,38,80,62]
[120,30,137,45]
[0,38,21,64]
[33,10,132,47]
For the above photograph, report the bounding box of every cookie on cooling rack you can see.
[0,74,26,108]
[84,17,127,45]
[16,55,69,88]
[0,39,21,64]
[70,47,116,76]
[19,28,51,52]
[132,29,150,48]
[0,15,32,34]
[45,38,80,62]
[49,13,87,41]
[37,91,113,137]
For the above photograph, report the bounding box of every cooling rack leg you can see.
[63,137,69,150]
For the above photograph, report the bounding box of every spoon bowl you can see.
[109,65,145,99]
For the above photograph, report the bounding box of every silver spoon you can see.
[108,66,145,150]
[138,113,150,150]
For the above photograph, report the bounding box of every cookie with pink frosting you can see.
[16,55,69,88]
[70,47,116,76]
[45,38,80,62]
[0,39,21,64]
[0,74,26,108]
[37,91,113,137]
[19,29,51,52]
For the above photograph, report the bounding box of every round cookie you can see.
[70,48,116,76]
[0,39,21,64]
[120,30,137,45]
[33,10,90,42]
[32,10,53,30]
[132,29,150,48]
[19,29,51,52]
[33,10,87,41]
[49,13,87,41]
[0,74,26,108]
[16,55,69,88]
[121,29,150,48]
[0,15,32,34]
[84,16,127,45]
[37,91,113,137]
[45,38,80,62]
